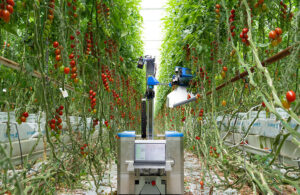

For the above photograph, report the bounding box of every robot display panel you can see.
[134,142,166,164]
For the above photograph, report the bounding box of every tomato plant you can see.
[0,0,145,194]
[155,0,299,194]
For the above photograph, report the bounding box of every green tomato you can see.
[79,79,83,85]
[60,66,65,73]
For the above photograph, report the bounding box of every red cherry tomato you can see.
[69,53,74,59]
[240,32,244,38]
[7,0,15,7]
[222,66,228,72]
[55,49,61,55]
[269,30,277,39]
[55,55,61,61]
[275,27,282,35]
[70,60,76,67]
[6,5,13,14]
[53,41,59,48]
[2,10,10,22]
[57,118,62,124]
[20,116,26,122]
[23,112,29,118]
[200,180,204,186]
[242,28,248,34]
[286,90,296,102]
[64,67,70,74]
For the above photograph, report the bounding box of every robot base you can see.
[117,131,184,195]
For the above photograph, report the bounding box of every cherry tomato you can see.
[269,30,277,39]
[55,55,61,61]
[6,5,13,13]
[53,41,59,48]
[221,71,226,79]
[262,102,266,107]
[275,27,282,35]
[71,67,77,73]
[71,73,77,79]
[222,66,228,72]
[55,49,61,55]
[281,99,290,109]
[59,105,64,110]
[215,4,221,9]
[7,0,15,7]
[242,28,248,34]
[57,118,62,124]
[69,53,74,59]
[240,32,244,38]
[286,90,296,102]
[221,100,226,106]
[70,60,76,67]
[48,14,54,20]
[20,116,26,122]
[23,112,29,118]
[200,181,204,186]
[277,36,282,43]
[2,10,10,22]
[271,39,278,47]
[64,67,70,74]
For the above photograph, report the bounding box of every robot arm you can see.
[167,67,195,108]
